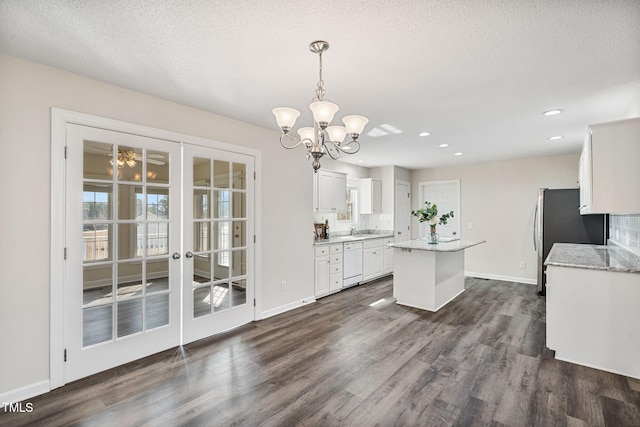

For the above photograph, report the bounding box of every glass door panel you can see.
[182,146,254,344]
[66,124,181,383]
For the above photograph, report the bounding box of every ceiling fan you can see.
[89,144,166,167]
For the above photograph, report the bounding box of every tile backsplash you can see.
[609,214,640,256]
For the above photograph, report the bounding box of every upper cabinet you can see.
[359,178,382,214]
[314,170,347,213]
[579,117,640,215]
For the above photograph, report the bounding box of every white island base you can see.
[390,239,486,312]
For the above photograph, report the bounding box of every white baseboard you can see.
[261,296,316,320]
[465,271,536,285]
[0,380,50,406]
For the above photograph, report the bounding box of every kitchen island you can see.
[389,239,486,312]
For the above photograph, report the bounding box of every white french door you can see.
[182,144,254,344]
[64,123,255,383]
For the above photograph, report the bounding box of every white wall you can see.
[410,153,580,283]
[0,54,314,396]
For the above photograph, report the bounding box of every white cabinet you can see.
[383,237,394,274]
[546,265,640,378]
[579,117,640,214]
[362,237,392,282]
[314,170,347,213]
[359,178,382,214]
[314,244,343,297]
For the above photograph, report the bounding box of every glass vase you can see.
[429,224,438,244]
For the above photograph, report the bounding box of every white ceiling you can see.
[1,0,639,170]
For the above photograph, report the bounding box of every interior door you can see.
[394,180,411,242]
[65,124,181,382]
[182,144,255,344]
[418,180,461,239]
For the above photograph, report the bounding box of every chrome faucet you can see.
[351,226,357,236]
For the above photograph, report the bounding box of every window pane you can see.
[83,224,112,262]
[117,299,143,338]
[193,286,211,318]
[117,146,142,182]
[83,305,113,347]
[214,221,231,250]
[231,249,247,277]
[231,278,247,307]
[83,264,113,305]
[212,282,230,312]
[232,163,246,190]
[194,189,210,219]
[147,223,169,256]
[214,252,230,280]
[147,187,169,220]
[232,220,246,248]
[193,254,211,284]
[193,157,211,186]
[213,160,230,188]
[83,140,113,180]
[147,151,169,184]
[232,192,246,218]
[213,190,230,219]
[193,221,210,252]
[83,184,112,221]
[118,223,143,259]
[117,185,142,220]
[117,261,143,300]
[146,293,169,329]
[147,259,169,293]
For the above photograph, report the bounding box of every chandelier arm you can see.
[338,139,361,154]
[279,133,305,150]
[323,141,341,160]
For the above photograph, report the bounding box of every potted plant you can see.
[411,201,454,244]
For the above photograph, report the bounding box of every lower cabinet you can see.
[314,244,343,297]
[362,238,393,282]
[546,265,640,378]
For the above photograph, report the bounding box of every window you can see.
[337,182,358,224]
[217,191,230,267]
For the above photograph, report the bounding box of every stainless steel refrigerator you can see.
[535,188,607,296]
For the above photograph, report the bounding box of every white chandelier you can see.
[272,41,369,172]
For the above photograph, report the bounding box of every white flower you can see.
[428,216,439,225]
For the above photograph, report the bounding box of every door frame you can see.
[50,108,262,389]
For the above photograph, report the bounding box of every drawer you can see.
[363,238,384,249]
[330,273,342,292]
[331,263,342,275]
[330,253,343,265]
[314,245,330,257]
[330,244,343,254]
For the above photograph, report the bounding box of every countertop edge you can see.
[313,233,395,245]
[388,239,486,252]
[544,243,640,274]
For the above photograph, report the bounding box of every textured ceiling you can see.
[1,0,639,169]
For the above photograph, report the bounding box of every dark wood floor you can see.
[4,277,640,426]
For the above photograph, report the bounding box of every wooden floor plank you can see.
[2,277,640,426]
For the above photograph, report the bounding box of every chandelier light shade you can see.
[272,40,369,172]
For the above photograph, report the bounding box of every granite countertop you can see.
[313,232,395,245]
[388,239,486,252]
[544,243,640,274]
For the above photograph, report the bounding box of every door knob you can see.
[185,251,194,258]
[172,252,181,259]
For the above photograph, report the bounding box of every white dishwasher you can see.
[343,241,363,287]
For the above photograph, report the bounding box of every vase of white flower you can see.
[412,202,454,244]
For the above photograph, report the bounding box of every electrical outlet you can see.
[281,280,286,291]
[519,261,526,269]
[467,223,473,229]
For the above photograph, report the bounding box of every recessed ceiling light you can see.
[542,109,563,116]
[357,160,364,163]
[439,143,449,148]
[454,152,463,156]
[548,135,564,140]
[419,132,431,137]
